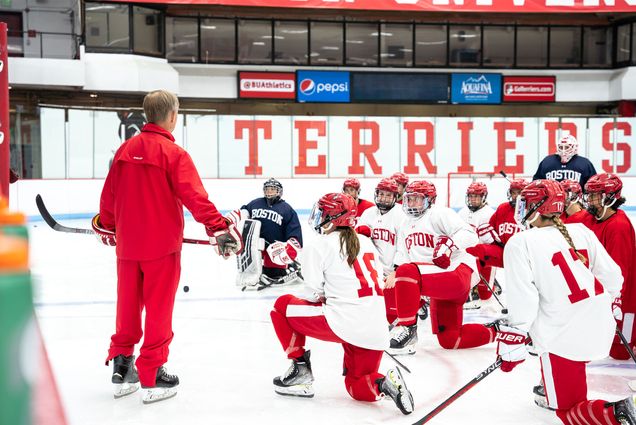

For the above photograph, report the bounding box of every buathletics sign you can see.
[108,0,636,13]
[238,72,296,100]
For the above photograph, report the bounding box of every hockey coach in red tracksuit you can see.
[93,90,242,403]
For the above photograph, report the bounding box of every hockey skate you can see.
[273,351,314,398]
[533,384,555,411]
[378,367,414,415]
[417,298,429,321]
[388,324,418,355]
[463,286,481,310]
[111,354,139,399]
[613,395,636,424]
[141,366,179,404]
[257,264,304,291]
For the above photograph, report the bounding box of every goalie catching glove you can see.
[91,214,116,246]
[432,236,457,269]
[495,325,528,372]
[266,238,301,266]
[207,219,243,259]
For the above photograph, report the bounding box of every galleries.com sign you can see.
[296,71,350,103]
[503,76,556,102]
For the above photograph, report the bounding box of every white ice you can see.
[30,215,636,425]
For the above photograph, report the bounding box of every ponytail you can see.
[550,216,586,264]
[338,227,360,266]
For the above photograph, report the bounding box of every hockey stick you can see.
[614,326,636,391]
[478,273,508,314]
[35,194,211,245]
[499,170,512,183]
[412,358,503,425]
[384,351,411,374]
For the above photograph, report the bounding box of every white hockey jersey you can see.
[458,204,495,242]
[357,205,407,276]
[299,232,389,351]
[394,205,479,280]
[504,223,623,361]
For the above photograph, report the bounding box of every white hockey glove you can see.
[432,236,457,269]
[208,221,243,259]
[613,297,623,321]
[91,214,116,246]
[476,223,501,245]
[495,325,528,373]
[266,238,301,266]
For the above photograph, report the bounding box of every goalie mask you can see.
[263,178,283,206]
[465,182,488,212]
[556,134,578,164]
[309,193,357,234]
[374,178,398,213]
[583,173,623,220]
[403,180,436,218]
[515,179,565,228]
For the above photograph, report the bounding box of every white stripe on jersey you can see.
[540,353,559,410]
[286,304,324,318]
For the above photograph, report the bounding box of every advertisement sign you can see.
[238,72,296,100]
[451,73,502,104]
[104,0,636,14]
[296,71,350,103]
[503,76,556,102]
[351,73,449,103]
[0,23,8,199]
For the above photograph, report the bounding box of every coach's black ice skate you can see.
[533,384,556,411]
[111,354,139,399]
[273,351,314,398]
[388,324,418,355]
[141,366,179,404]
[378,367,414,415]
[612,395,636,424]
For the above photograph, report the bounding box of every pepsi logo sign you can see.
[296,71,350,103]
[299,79,315,95]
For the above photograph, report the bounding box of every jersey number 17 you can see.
[353,253,383,298]
[552,248,604,304]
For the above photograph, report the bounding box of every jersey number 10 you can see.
[353,253,383,298]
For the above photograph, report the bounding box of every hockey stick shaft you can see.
[478,273,508,313]
[412,358,502,425]
[499,170,512,183]
[384,351,411,374]
[35,194,210,245]
[616,326,636,365]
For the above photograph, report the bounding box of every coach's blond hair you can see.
[143,90,179,123]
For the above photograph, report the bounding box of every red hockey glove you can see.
[476,223,501,245]
[466,244,505,268]
[266,238,301,266]
[613,297,623,321]
[432,236,457,269]
[495,325,528,372]
[91,214,116,246]
[356,225,371,237]
[207,220,243,259]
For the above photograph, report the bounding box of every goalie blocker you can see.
[235,219,303,290]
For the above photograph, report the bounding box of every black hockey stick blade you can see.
[384,350,411,374]
[36,194,93,234]
[412,358,502,425]
[35,194,210,245]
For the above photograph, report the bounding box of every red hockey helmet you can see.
[515,179,565,226]
[375,178,398,212]
[465,182,488,211]
[584,173,623,199]
[310,192,357,233]
[559,179,582,203]
[342,178,361,191]
[403,180,437,217]
[391,172,409,187]
[507,178,529,205]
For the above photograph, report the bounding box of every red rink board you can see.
[503,76,556,102]
[100,0,636,13]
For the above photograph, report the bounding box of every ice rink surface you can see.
[30,215,636,425]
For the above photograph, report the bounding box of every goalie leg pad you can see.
[235,219,264,289]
